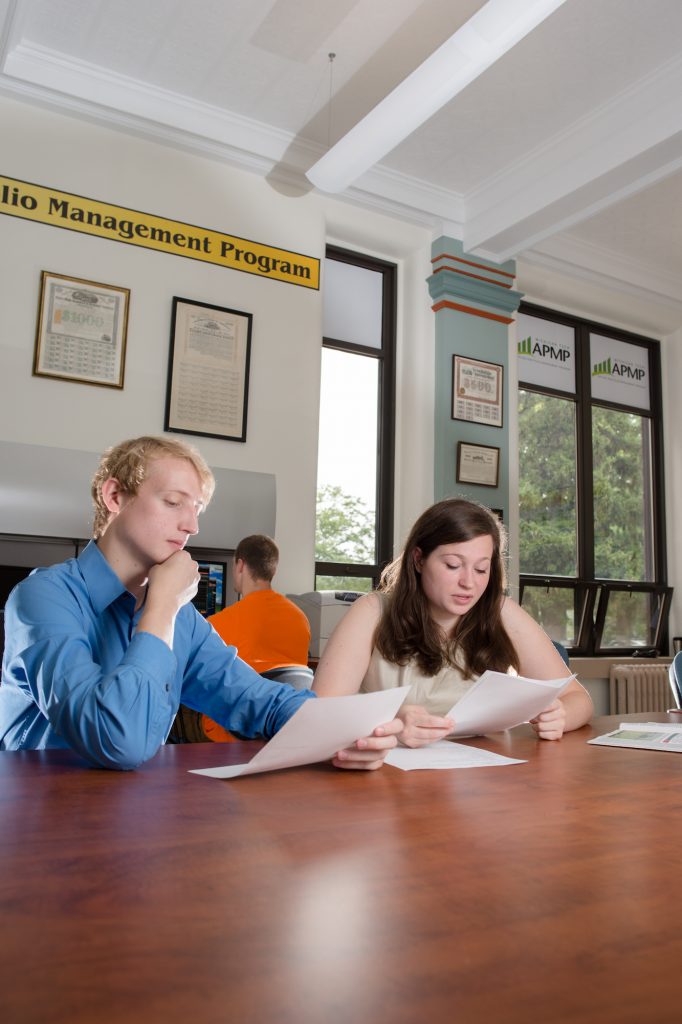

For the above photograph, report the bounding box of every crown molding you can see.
[1,41,465,233]
[3,41,299,162]
[463,51,682,259]
[519,236,682,336]
[528,233,682,305]
[343,165,464,233]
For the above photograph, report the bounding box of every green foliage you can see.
[315,484,375,570]
[316,574,373,594]
[518,390,577,576]
[591,407,647,580]
[519,392,649,582]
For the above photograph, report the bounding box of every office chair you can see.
[668,651,682,710]
[260,665,314,691]
[552,640,570,667]
[166,666,315,744]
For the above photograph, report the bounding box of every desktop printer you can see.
[288,590,360,657]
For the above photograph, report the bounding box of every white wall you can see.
[0,94,433,591]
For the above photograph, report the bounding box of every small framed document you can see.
[33,271,129,388]
[456,442,500,488]
[164,297,252,443]
[452,355,503,427]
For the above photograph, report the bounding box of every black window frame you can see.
[517,302,669,657]
[315,245,396,590]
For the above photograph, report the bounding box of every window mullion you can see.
[576,324,595,583]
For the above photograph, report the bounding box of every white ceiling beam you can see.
[463,53,682,260]
[305,0,569,194]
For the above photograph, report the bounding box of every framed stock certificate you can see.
[33,271,129,388]
[456,442,500,488]
[164,297,252,443]
[452,355,503,427]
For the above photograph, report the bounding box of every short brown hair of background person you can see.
[234,534,279,583]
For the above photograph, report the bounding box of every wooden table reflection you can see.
[2,713,682,1024]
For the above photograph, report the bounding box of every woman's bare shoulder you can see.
[345,590,384,623]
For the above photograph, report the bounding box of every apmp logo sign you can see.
[518,335,571,363]
[591,334,649,410]
[592,356,646,382]
[516,313,575,393]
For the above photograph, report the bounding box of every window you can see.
[315,247,396,592]
[517,304,670,656]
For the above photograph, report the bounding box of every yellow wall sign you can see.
[0,175,320,290]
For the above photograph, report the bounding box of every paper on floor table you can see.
[588,721,682,752]
[189,684,411,779]
[385,740,526,771]
[447,670,575,737]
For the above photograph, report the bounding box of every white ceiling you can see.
[2,0,682,332]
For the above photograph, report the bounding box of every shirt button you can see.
[165,684,170,692]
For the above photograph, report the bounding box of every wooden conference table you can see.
[2,713,682,1024]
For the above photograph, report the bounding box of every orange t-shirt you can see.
[202,590,311,742]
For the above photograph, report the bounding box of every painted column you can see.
[427,236,523,519]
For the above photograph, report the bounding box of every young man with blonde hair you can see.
[0,436,400,770]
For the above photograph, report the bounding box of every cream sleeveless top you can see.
[360,645,478,717]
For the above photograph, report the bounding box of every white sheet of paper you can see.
[588,721,682,752]
[189,685,411,779]
[447,670,575,737]
[385,740,526,771]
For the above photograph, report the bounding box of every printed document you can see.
[385,740,526,771]
[189,685,411,779]
[588,722,682,752]
[446,670,575,737]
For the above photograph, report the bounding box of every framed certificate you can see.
[456,442,500,488]
[33,271,129,388]
[164,297,252,443]
[452,355,503,427]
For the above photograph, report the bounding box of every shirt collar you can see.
[79,540,129,615]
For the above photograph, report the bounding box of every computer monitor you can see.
[192,561,227,617]
[0,565,34,608]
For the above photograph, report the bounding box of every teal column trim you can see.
[428,237,523,521]
[428,241,524,320]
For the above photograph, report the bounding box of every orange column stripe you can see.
[431,299,514,324]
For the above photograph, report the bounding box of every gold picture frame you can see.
[33,271,129,388]
[452,355,503,427]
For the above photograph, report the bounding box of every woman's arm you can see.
[312,592,382,696]
[314,593,453,749]
[312,593,403,767]
[500,598,593,739]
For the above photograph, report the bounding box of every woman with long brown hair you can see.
[314,498,592,748]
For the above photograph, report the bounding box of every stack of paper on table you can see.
[385,740,526,771]
[588,722,682,752]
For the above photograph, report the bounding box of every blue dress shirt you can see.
[0,542,314,769]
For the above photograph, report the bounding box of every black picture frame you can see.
[165,296,252,443]
[456,441,500,488]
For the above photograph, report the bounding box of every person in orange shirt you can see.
[202,534,311,741]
